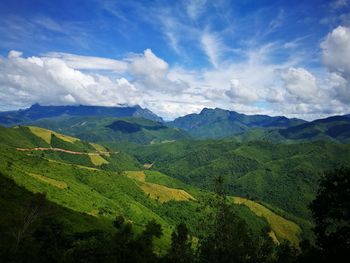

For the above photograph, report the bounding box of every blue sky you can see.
[0,0,350,119]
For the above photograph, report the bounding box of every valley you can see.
[0,104,349,262]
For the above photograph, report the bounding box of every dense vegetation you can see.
[0,104,349,263]
[27,116,191,144]
[2,169,348,263]
[119,140,350,223]
[168,107,305,139]
[0,125,283,260]
[233,116,350,143]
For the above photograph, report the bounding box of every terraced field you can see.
[28,126,79,144]
[124,170,195,202]
[232,196,301,246]
[89,154,109,166]
[26,172,68,189]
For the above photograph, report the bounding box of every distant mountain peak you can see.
[0,104,163,126]
[168,108,306,139]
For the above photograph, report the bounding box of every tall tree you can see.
[197,176,261,263]
[309,167,350,263]
[167,223,193,263]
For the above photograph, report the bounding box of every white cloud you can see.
[1,32,350,120]
[225,79,259,103]
[128,49,168,79]
[8,50,23,58]
[0,51,141,109]
[331,0,349,10]
[281,67,319,103]
[321,26,350,103]
[127,49,189,93]
[200,32,224,68]
[45,52,128,72]
[186,0,207,20]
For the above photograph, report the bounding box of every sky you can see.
[0,0,350,120]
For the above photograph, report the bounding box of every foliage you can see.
[309,167,350,262]
[27,116,191,144]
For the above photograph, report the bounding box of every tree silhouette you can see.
[167,223,193,263]
[309,167,350,263]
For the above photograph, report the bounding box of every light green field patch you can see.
[90,143,110,157]
[232,197,301,246]
[143,163,154,169]
[28,126,79,144]
[268,231,279,244]
[140,182,195,203]
[26,172,68,189]
[46,159,100,171]
[89,154,109,166]
[124,171,146,182]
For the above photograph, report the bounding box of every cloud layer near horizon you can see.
[0,26,350,120]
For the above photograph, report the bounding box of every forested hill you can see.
[167,107,306,139]
[26,116,191,144]
[232,115,350,143]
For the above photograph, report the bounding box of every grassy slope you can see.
[27,116,191,144]
[0,125,284,251]
[0,173,113,257]
[232,197,301,246]
[118,139,350,239]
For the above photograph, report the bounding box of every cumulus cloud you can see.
[8,50,23,58]
[321,25,350,103]
[127,49,189,93]
[281,67,320,103]
[0,51,141,109]
[225,79,259,103]
[1,31,350,120]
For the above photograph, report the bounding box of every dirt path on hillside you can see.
[16,147,118,155]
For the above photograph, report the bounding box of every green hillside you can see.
[233,116,350,143]
[27,116,191,144]
[119,139,350,224]
[1,125,293,254]
[168,108,305,139]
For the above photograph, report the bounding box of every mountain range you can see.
[0,103,349,260]
[1,104,349,144]
[168,107,306,139]
[0,103,163,126]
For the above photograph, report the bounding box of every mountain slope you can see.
[120,139,350,225]
[233,115,350,143]
[0,104,163,126]
[1,125,294,248]
[27,116,191,144]
[168,108,305,139]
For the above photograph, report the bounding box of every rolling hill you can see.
[119,139,350,228]
[26,116,191,144]
[233,115,350,143]
[1,125,298,255]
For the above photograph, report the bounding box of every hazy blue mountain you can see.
[167,107,306,139]
[0,104,163,126]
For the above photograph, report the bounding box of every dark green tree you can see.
[309,167,350,263]
[197,175,266,263]
[129,220,163,263]
[166,223,193,263]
